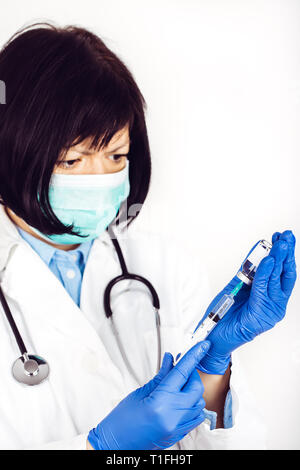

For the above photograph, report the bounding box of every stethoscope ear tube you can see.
[104,228,160,318]
[103,269,162,379]
[104,229,162,379]
[103,273,160,318]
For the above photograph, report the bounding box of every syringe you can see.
[174,281,244,365]
[173,239,272,365]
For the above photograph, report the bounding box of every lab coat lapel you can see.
[80,234,144,388]
[81,233,162,387]
[0,240,119,357]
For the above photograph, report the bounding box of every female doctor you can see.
[0,23,296,450]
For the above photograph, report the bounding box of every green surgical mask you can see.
[30,160,130,245]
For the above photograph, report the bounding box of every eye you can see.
[107,154,128,162]
[56,159,80,169]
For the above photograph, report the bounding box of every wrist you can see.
[197,352,231,375]
[87,427,107,450]
[86,439,94,450]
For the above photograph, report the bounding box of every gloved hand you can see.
[196,230,296,375]
[88,340,210,450]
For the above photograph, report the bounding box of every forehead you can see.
[73,124,130,149]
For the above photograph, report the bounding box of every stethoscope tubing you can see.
[0,227,162,385]
[104,228,162,381]
[104,234,160,317]
[0,284,27,356]
[104,272,160,318]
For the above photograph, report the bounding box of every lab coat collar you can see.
[0,204,115,272]
[16,225,94,268]
[0,205,27,272]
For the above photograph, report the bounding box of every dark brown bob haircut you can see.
[0,22,151,237]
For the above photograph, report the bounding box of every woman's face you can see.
[4,124,131,250]
[54,124,130,175]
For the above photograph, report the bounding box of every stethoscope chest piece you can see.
[12,353,50,386]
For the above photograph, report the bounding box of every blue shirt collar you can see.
[17,227,93,267]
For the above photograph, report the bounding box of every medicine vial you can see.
[236,239,272,285]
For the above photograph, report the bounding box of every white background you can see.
[0,0,299,450]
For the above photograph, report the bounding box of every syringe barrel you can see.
[209,294,234,321]
[192,315,218,342]
[192,294,234,339]
[173,314,218,365]
[173,294,235,365]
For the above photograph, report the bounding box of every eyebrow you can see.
[73,141,130,155]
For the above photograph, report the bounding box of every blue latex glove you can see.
[88,340,210,450]
[197,230,296,375]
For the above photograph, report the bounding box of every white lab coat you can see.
[0,205,266,450]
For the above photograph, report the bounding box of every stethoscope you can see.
[0,228,162,386]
